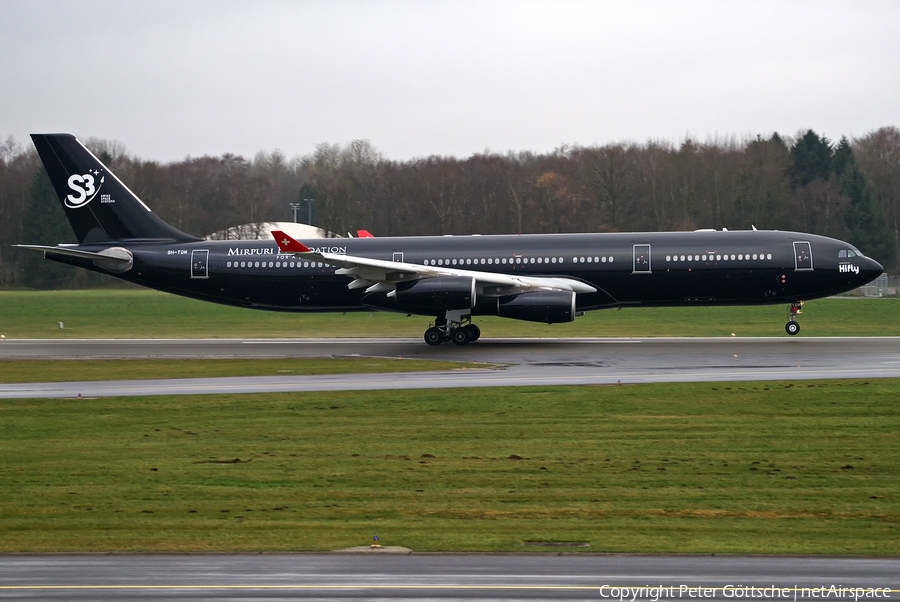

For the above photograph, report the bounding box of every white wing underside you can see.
[288,250,597,297]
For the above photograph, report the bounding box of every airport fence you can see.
[852,274,900,297]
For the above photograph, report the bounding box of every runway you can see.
[2,337,900,398]
[0,554,897,601]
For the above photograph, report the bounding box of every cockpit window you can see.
[839,248,864,258]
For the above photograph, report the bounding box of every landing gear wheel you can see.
[451,328,470,346]
[464,324,481,342]
[785,301,803,336]
[424,327,444,346]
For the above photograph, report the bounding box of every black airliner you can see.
[18,134,883,345]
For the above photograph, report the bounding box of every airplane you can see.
[17,133,884,346]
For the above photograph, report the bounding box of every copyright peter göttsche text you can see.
[598,586,894,601]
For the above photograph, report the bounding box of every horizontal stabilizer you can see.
[14,244,134,273]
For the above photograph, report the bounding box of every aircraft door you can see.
[191,249,209,279]
[633,244,651,273]
[393,252,404,262]
[793,241,813,271]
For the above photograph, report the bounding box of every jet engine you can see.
[497,291,576,324]
[394,276,476,309]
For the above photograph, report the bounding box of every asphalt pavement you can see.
[1,554,897,601]
[2,337,900,398]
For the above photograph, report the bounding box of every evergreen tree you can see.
[836,138,896,266]
[832,136,854,177]
[20,167,78,288]
[789,130,833,187]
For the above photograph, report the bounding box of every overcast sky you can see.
[2,0,898,162]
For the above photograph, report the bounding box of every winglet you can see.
[356,229,375,238]
[272,230,312,253]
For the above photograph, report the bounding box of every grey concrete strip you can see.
[2,364,900,399]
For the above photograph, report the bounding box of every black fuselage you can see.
[52,229,882,315]
[25,133,886,342]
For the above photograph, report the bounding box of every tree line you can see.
[1,127,899,288]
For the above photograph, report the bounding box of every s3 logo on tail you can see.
[65,171,105,208]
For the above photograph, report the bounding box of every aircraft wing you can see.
[272,230,596,296]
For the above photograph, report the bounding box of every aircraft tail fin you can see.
[30,134,200,244]
[272,230,312,253]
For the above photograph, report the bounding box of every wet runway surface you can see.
[2,337,900,398]
[0,554,897,601]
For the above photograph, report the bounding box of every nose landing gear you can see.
[785,301,803,335]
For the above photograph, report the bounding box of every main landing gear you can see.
[785,301,803,335]
[424,313,481,346]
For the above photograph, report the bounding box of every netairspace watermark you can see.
[597,586,893,601]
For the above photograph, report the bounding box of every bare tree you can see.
[586,144,635,229]
[855,127,900,268]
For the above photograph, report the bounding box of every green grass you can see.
[0,358,480,383]
[1,381,898,554]
[1,289,899,339]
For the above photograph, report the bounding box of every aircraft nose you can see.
[861,257,883,283]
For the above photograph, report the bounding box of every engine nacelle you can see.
[394,276,475,310]
[497,291,575,324]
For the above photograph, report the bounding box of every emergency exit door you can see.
[633,244,651,273]
[191,249,209,279]
[793,241,813,271]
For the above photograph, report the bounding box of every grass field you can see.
[1,289,899,339]
[1,381,897,554]
[0,358,481,384]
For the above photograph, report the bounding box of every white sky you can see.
[2,0,898,162]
